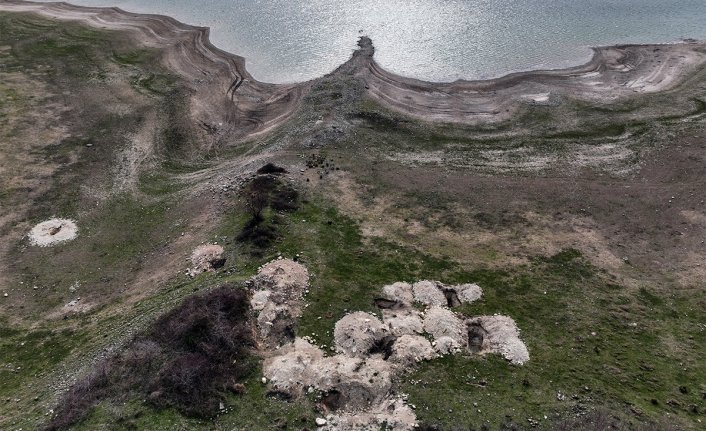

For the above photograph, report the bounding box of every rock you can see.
[315,418,327,426]
[262,377,268,384]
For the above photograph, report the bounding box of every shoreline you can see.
[3,0,706,128]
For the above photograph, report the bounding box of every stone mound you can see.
[28,218,78,247]
[262,274,528,431]
[423,306,467,351]
[264,338,324,395]
[466,315,530,365]
[381,282,414,304]
[382,308,424,336]
[321,398,417,431]
[263,338,394,411]
[334,312,389,357]
[389,334,437,366]
[411,280,447,306]
[248,258,309,346]
[187,244,225,277]
[455,283,483,304]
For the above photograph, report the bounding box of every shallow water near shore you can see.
[34,0,706,83]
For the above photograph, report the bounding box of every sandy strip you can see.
[3,1,705,128]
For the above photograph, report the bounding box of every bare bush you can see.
[45,285,254,431]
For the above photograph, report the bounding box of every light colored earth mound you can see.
[249,258,310,346]
[256,302,294,341]
[321,398,417,431]
[263,275,528,431]
[28,218,78,246]
[264,338,324,395]
[412,280,447,306]
[385,280,483,308]
[252,258,309,298]
[334,312,389,357]
[263,338,394,411]
[250,289,271,311]
[423,306,467,351]
[382,308,424,336]
[454,283,483,304]
[314,356,393,409]
[467,315,530,365]
[389,334,437,366]
[432,336,462,355]
[382,282,414,304]
[186,244,224,277]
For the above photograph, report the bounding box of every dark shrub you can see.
[45,285,254,430]
[237,174,299,253]
[237,217,279,251]
[256,163,287,175]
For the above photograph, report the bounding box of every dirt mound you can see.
[423,306,467,353]
[334,312,389,357]
[455,283,483,304]
[382,282,414,304]
[412,280,447,306]
[466,315,530,365]
[382,308,424,336]
[264,338,325,395]
[251,258,309,294]
[321,398,417,431]
[263,276,527,430]
[248,258,309,346]
[263,338,394,411]
[28,218,78,246]
[186,244,225,277]
[314,356,393,410]
[389,334,437,366]
[410,280,483,307]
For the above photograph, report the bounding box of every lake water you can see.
[34,0,706,84]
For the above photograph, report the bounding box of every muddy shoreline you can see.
[3,0,706,128]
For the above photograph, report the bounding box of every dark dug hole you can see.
[442,288,461,308]
[373,297,405,310]
[45,285,255,431]
[467,322,487,354]
[368,335,396,360]
[321,390,344,411]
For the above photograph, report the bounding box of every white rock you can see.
[315,418,327,426]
